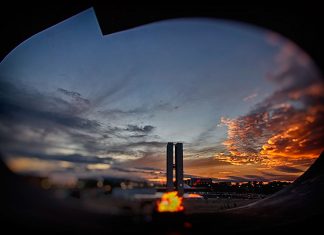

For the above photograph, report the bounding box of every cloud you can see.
[8,151,113,164]
[57,88,90,113]
[124,141,166,149]
[274,165,303,173]
[129,134,147,138]
[243,92,258,102]
[57,88,82,98]
[116,152,167,180]
[98,107,147,118]
[183,156,234,179]
[243,175,268,181]
[214,152,262,165]
[103,141,166,160]
[0,80,163,166]
[265,31,311,67]
[185,143,225,158]
[97,67,142,103]
[0,81,106,159]
[227,174,270,182]
[0,81,99,130]
[106,141,166,153]
[98,102,178,120]
[227,176,250,182]
[185,156,231,168]
[265,31,281,47]
[260,171,300,181]
[112,166,163,175]
[192,125,223,148]
[125,124,155,133]
[221,38,324,169]
[100,124,156,140]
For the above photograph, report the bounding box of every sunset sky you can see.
[0,8,323,183]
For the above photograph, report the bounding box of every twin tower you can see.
[166,142,184,195]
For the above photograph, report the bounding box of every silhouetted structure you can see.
[175,143,184,195]
[166,142,174,191]
[166,142,184,195]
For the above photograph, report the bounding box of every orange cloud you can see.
[221,38,324,172]
[260,113,322,157]
[222,92,324,168]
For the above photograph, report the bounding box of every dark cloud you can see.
[227,175,268,182]
[261,171,300,181]
[17,151,113,164]
[0,81,102,159]
[0,99,100,130]
[98,107,147,118]
[125,124,155,133]
[289,158,316,167]
[0,80,163,164]
[112,166,163,175]
[129,134,147,138]
[57,88,90,112]
[243,175,268,181]
[261,171,280,177]
[0,81,99,130]
[228,176,250,182]
[274,165,303,173]
[100,124,156,140]
[57,88,82,98]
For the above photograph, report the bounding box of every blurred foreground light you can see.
[184,221,193,229]
[97,180,103,188]
[187,193,203,199]
[156,191,184,212]
[41,179,51,189]
[104,185,112,192]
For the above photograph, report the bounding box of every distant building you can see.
[185,178,212,187]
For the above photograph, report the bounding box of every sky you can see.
[0,8,323,183]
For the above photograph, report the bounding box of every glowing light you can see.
[156,191,184,212]
[187,193,203,199]
[41,179,51,189]
[86,163,111,170]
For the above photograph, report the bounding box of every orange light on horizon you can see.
[156,191,184,212]
[187,193,203,199]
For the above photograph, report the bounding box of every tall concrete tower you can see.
[165,142,184,195]
[166,142,174,191]
[175,143,184,196]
